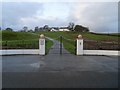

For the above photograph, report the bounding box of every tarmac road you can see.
[2,55,118,88]
[2,37,119,88]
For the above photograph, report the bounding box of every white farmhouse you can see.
[59,29,70,31]
[50,28,58,32]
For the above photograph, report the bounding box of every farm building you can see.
[59,29,70,31]
[50,28,58,32]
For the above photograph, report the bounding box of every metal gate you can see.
[48,36,76,55]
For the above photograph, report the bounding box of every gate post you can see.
[39,34,45,55]
[76,35,83,55]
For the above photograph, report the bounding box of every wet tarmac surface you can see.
[2,55,118,88]
[2,37,119,88]
[2,55,118,73]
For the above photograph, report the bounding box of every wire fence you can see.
[1,39,52,53]
[60,36,120,51]
[1,39,39,49]
[84,40,120,50]
[1,38,120,51]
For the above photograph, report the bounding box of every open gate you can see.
[47,36,76,55]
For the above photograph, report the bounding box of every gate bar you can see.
[60,35,62,55]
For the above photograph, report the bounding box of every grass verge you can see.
[36,31,119,54]
[45,38,54,54]
[1,31,54,54]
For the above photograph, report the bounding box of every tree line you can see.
[1,22,90,32]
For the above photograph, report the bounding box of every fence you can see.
[1,39,50,54]
[84,40,120,50]
[1,38,120,51]
[1,39,39,49]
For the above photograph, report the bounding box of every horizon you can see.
[1,1,119,33]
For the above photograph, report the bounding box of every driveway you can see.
[2,37,119,88]
[2,55,118,88]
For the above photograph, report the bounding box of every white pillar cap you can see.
[40,34,45,39]
[77,34,82,39]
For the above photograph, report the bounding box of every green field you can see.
[36,31,119,41]
[36,31,119,54]
[1,30,39,41]
[1,30,53,54]
[2,30,118,41]
[1,31,119,55]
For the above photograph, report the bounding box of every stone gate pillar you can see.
[39,34,45,55]
[76,34,83,55]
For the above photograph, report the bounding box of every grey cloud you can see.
[0,2,2,26]
[2,2,43,30]
[1,2,118,33]
[118,2,120,33]
[65,2,118,33]
[78,2,118,33]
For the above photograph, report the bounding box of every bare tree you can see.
[43,25,49,31]
[68,22,75,31]
[34,26,39,32]
[23,26,28,32]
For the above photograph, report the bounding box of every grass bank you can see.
[1,31,53,54]
[36,31,119,54]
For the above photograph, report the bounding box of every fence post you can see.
[6,41,8,49]
[76,35,83,55]
[39,34,45,55]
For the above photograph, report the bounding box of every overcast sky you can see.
[1,0,119,33]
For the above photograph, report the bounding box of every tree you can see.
[5,28,13,32]
[74,25,89,32]
[28,29,33,32]
[39,27,44,31]
[43,25,49,31]
[34,26,39,32]
[68,22,75,31]
[23,26,28,32]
